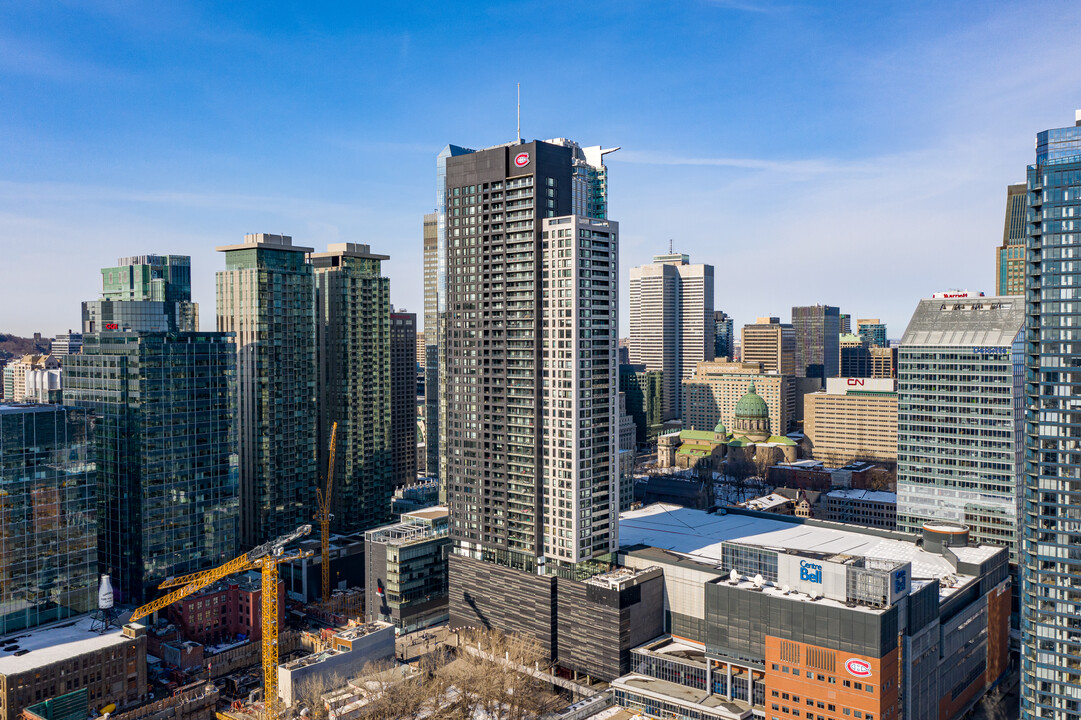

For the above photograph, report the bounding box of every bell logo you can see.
[845,658,872,678]
[514,152,530,168]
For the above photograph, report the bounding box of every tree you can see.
[291,671,345,720]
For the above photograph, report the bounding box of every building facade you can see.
[896,296,1024,562]
[50,331,82,357]
[390,310,417,488]
[66,256,237,603]
[311,242,394,534]
[422,211,440,481]
[628,252,715,420]
[620,364,665,444]
[681,360,794,438]
[713,311,734,361]
[0,405,97,636]
[819,489,897,530]
[1020,112,1081,719]
[996,182,1028,297]
[856,318,887,348]
[741,317,796,376]
[365,507,450,633]
[217,234,317,549]
[792,304,841,379]
[804,377,898,469]
[841,345,898,379]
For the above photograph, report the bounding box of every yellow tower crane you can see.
[130,525,313,720]
[316,421,338,604]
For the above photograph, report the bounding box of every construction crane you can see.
[130,525,313,720]
[316,421,338,604]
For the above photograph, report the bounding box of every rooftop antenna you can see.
[517,82,521,143]
[669,238,674,254]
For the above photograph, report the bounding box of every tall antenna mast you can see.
[517,82,521,143]
[669,238,674,254]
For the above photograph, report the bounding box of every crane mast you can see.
[317,421,338,604]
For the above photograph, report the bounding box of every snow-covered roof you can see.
[0,614,137,675]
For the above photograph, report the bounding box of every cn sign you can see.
[845,658,872,678]
[104,323,119,330]
[513,152,530,168]
[847,378,865,386]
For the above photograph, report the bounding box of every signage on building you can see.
[932,291,984,299]
[845,658,872,677]
[104,323,119,330]
[894,569,907,593]
[972,346,1008,356]
[800,560,823,584]
[826,378,896,395]
[513,152,530,168]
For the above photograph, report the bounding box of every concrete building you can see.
[803,377,898,469]
[364,506,449,633]
[0,405,97,636]
[278,623,395,708]
[713,311,734,361]
[50,331,82,357]
[618,391,637,453]
[389,310,417,488]
[0,619,147,720]
[995,182,1027,297]
[792,304,840,379]
[740,317,795,376]
[681,360,794,438]
[3,355,60,403]
[422,212,440,483]
[615,504,1011,720]
[217,234,317,549]
[66,256,237,603]
[855,318,887,348]
[629,252,715,420]
[840,345,897,379]
[1020,111,1081,719]
[620,364,664,443]
[897,295,1024,562]
[819,489,897,530]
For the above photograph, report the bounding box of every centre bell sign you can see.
[778,554,847,600]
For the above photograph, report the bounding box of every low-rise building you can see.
[0,619,147,720]
[364,507,449,633]
[278,623,395,709]
[615,504,1010,720]
[4,355,60,403]
[820,489,897,530]
[166,572,283,645]
[804,378,897,469]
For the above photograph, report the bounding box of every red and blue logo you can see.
[845,658,872,678]
[514,152,530,168]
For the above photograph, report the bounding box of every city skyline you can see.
[3,3,1081,337]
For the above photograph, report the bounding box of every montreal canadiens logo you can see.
[514,152,530,168]
[845,658,872,678]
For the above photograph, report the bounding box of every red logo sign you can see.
[514,152,530,168]
[846,379,865,386]
[845,658,872,678]
[104,323,119,330]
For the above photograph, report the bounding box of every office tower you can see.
[65,255,236,602]
[1021,112,1081,719]
[896,295,1024,559]
[628,252,715,420]
[681,360,794,438]
[365,506,450,632]
[856,318,887,348]
[217,234,317,549]
[841,345,898,379]
[713,310,734,360]
[804,377,898,468]
[423,211,440,481]
[740,317,795,375]
[390,309,417,488]
[619,364,665,443]
[839,312,852,334]
[311,243,394,535]
[50,331,82,356]
[792,304,840,378]
[440,138,628,662]
[86,254,196,333]
[996,183,1028,296]
[0,404,97,634]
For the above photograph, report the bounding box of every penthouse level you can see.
[613,504,1010,720]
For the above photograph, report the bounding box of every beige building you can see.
[740,317,795,375]
[682,360,794,436]
[804,377,898,468]
[5,355,59,402]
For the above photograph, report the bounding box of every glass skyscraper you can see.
[791,304,840,379]
[1022,112,1081,720]
[216,234,317,549]
[0,404,97,635]
[64,255,237,603]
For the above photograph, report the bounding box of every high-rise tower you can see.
[792,304,840,379]
[422,212,439,481]
[1021,112,1081,719]
[996,183,1028,296]
[216,234,317,548]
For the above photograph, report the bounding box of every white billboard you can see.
[826,377,896,395]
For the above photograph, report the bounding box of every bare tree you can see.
[291,671,345,720]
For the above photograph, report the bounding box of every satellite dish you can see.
[782,584,790,595]
[753,574,764,588]
[810,589,821,600]
[729,569,741,584]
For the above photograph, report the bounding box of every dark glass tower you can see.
[1022,112,1081,719]
[791,304,840,379]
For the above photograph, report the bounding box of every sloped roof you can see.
[900,296,1025,347]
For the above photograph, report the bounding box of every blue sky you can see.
[2,1,1080,338]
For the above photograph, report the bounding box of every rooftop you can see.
[901,295,1025,347]
[825,489,897,503]
[0,614,138,676]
